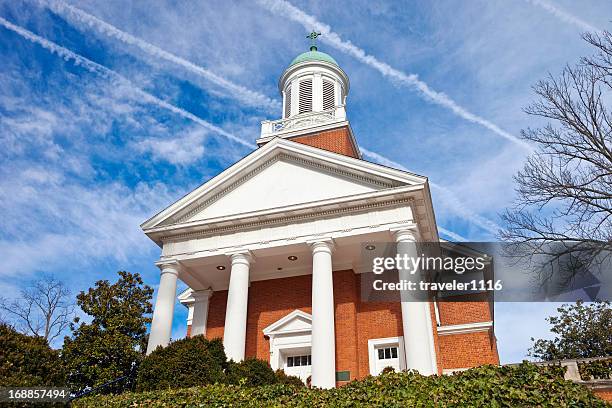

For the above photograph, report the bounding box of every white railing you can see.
[260,105,346,138]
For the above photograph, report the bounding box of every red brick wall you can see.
[438,331,499,369]
[333,270,360,383]
[203,271,498,379]
[206,290,228,341]
[355,274,404,378]
[437,293,492,326]
[593,389,612,402]
[290,126,359,158]
[245,274,312,360]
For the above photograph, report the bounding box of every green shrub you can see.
[136,336,227,391]
[226,357,277,386]
[74,362,608,407]
[274,369,305,387]
[0,324,65,386]
[578,358,612,380]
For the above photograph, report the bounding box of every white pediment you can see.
[142,138,426,230]
[263,309,312,336]
[187,157,380,222]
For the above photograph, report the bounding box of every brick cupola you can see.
[258,32,360,158]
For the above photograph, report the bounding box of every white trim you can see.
[442,368,470,375]
[263,310,313,372]
[367,336,406,376]
[437,321,493,336]
[257,120,360,158]
[263,309,312,337]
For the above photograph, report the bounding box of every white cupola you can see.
[278,34,349,119]
[258,32,358,158]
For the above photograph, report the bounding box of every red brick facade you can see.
[199,269,498,382]
[286,126,360,158]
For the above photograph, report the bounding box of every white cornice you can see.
[141,137,427,232]
[145,185,424,245]
[436,321,493,336]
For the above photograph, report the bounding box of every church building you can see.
[142,37,499,389]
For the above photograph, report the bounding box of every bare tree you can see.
[501,30,612,279]
[0,274,74,342]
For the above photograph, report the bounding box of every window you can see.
[284,85,291,117]
[298,79,313,114]
[368,337,405,375]
[377,347,398,360]
[322,79,335,110]
[287,354,311,367]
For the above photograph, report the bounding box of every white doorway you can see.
[263,310,313,384]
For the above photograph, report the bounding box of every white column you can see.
[309,239,336,388]
[223,251,252,362]
[313,73,323,112]
[393,226,438,375]
[190,289,213,337]
[290,80,299,117]
[146,261,180,355]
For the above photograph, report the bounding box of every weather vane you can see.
[307,30,321,51]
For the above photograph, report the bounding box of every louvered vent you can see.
[298,79,313,114]
[284,85,292,117]
[322,80,335,110]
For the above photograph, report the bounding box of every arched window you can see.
[284,85,292,117]
[322,79,335,110]
[298,79,313,114]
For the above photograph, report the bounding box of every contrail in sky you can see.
[360,147,501,236]
[0,16,256,150]
[257,0,533,152]
[525,0,601,33]
[1,15,493,239]
[38,0,280,112]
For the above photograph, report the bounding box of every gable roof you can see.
[141,138,428,236]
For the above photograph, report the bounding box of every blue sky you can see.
[0,0,608,363]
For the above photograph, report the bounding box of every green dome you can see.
[290,49,338,67]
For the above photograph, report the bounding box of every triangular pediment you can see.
[263,309,312,336]
[142,138,426,230]
[187,157,382,222]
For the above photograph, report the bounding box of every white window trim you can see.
[436,321,493,336]
[367,336,406,376]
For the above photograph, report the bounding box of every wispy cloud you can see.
[256,0,533,152]
[0,14,495,240]
[526,0,601,32]
[38,0,281,112]
[136,127,208,165]
[0,16,255,150]
[360,147,500,237]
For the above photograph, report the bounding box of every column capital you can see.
[226,250,254,266]
[390,224,420,243]
[154,259,181,276]
[307,238,335,254]
[191,288,213,302]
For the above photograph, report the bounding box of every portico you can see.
[142,138,441,386]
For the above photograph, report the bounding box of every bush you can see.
[136,336,227,391]
[578,358,612,380]
[226,358,277,386]
[274,369,305,387]
[0,324,65,386]
[74,362,607,407]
